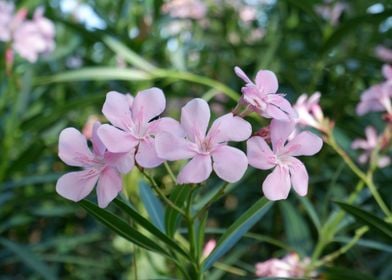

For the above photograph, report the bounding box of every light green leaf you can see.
[164,185,190,237]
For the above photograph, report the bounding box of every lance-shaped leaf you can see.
[165,185,190,237]
[202,197,272,270]
[139,182,165,232]
[79,200,169,256]
[335,201,392,240]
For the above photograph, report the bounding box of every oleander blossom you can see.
[56,123,133,208]
[314,0,348,26]
[202,239,216,258]
[162,0,207,20]
[375,45,392,63]
[247,119,323,200]
[98,88,183,169]
[293,92,324,130]
[255,253,312,277]
[351,126,390,168]
[155,98,251,184]
[0,0,15,41]
[234,66,296,121]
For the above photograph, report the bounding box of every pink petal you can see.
[264,104,291,121]
[56,169,99,202]
[255,70,278,94]
[285,131,323,156]
[96,167,122,208]
[104,151,134,173]
[234,66,252,84]
[212,145,248,183]
[177,155,212,184]
[266,94,297,119]
[378,156,390,168]
[132,87,166,123]
[270,119,295,152]
[148,117,185,137]
[288,157,308,196]
[246,136,276,170]
[181,98,210,141]
[155,132,196,161]
[382,64,392,80]
[91,122,106,157]
[98,124,138,153]
[364,126,378,147]
[102,91,133,130]
[262,165,291,201]
[59,128,94,167]
[135,137,164,168]
[208,113,251,143]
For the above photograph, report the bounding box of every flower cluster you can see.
[0,1,55,63]
[56,67,323,207]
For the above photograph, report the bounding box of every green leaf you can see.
[202,197,272,271]
[280,201,312,255]
[103,36,158,72]
[79,200,169,255]
[113,198,189,259]
[0,238,56,280]
[335,201,392,240]
[139,182,165,232]
[321,10,392,54]
[333,237,392,253]
[35,67,152,84]
[165,185,190,237]
[322,266,377,280]
[298,196,321,232]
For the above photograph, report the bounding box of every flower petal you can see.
[104,151,134,173]
[102,91,133,130]
[212,146,248,183]
[91,121,106,157]
[234,66,252,84]
[148,117,185,137]
[177,155,212,184]
[266,94,297,119]
[285,131,323,156]
[155,132,196,161]
[98,124,139,153]
[208,113,252,143]
[181,98,210,141]
[270,119,295,152]
[135,137,164,168]
[262,165,291,200]
[247,136,276,170]
[255,70,278,94]
[96,168,122,208]
[288,157,308,196]
[59,127,94,167]
[132,87,166,123]
[56,169,99,202]
[382,64,392,80]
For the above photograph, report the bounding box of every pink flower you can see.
[247,120,323,200]
[0,0,14,42]
[155,98,251,184]
[82,115,100,139]
[375,45,392,63]
[12,7,55,62]
[382,64,392,81]
[255,253,311,277]
[162,0,207,20]
[315,0,348,26]
[98,88,183,169]
[202,239,216,258]
[293,92,325,131]
[351,126,390,168]
[56,123,133,208]
[234,66,296,121]
[356,82,392,116]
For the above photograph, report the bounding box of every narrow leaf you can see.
[165,185,190,237]
[335,201,392,240]
[202,198,272,270]
[0,238,56,280]
[79,200,169,255]
[36,67,152,84]
[113,198,189,259]
[139,181,165,232]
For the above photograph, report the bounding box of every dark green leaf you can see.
[202,198,272,270]
[165,185,190,237]
[335,201,392,240]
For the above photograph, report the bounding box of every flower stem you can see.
[164,161,177,184]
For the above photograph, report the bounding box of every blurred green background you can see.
[1,0,391,279]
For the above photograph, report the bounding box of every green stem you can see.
[164,161,177,184]
[194,182,229,221]
[139,167,186,217]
